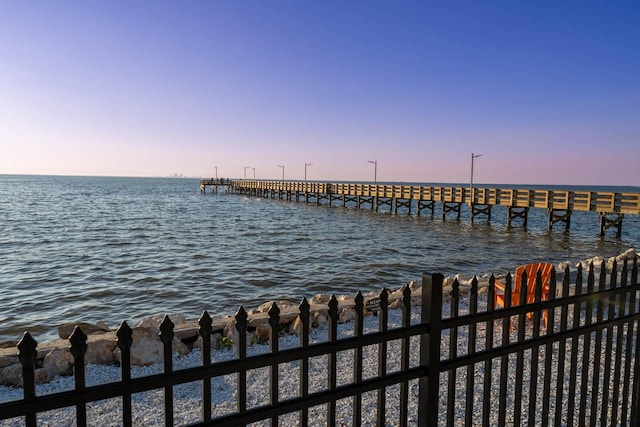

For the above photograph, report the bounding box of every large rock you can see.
[43,347,74,377]
[135,314,187,329]
[192,332,223,350]
[338,306,356,324]
[58,322,111,339]
[252,300,297,314]
[0,340,18,349]
[312,310,328,327]
[0,364,23,386]
[253,324,271,344]
[0,346,18,369]
[0,364,50,386]
[310,294,331,304]
[114,327,189,366]
[85,333,118,365]
[289,317,308,335]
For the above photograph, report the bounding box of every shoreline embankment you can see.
[0,247,636,389]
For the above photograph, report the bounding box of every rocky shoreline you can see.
[0,281,431,387]
[1,248,635,389]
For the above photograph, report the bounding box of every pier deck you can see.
[200,179,640,237]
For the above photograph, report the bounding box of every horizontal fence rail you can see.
[1,257,638,426]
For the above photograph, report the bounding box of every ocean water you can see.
[1,175,638,343]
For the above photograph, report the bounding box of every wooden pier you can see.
[200,179,640,237]
[199,178,233,194]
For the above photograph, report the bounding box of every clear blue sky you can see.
[1,1,638,185]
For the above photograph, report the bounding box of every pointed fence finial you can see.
[69,326,88,359]
[159,316,175,344]
[17,332,38,368]
[116,321,133,350]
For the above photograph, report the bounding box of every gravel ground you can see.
[0,287,636,426]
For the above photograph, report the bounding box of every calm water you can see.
[1,175,638,343]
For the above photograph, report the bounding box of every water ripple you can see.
[0,175,637,342]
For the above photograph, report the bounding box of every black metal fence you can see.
[1,256,638,426]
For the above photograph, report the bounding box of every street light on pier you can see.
[470,153,483,214]
[470,153,482,191]
[252,168,256,179]
[214,166,217,180]
[305,163,312,182]
[278,165,284,181]
[368,160,377,184]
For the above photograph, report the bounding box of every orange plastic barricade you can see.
[494,262,554,328]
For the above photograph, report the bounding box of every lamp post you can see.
[470,153,482,190]
[214,166,217,180]
[244,166,250,179]
[368,160,377,184]
[278,165,284,181]
[470,153,483,204]
[252,167,256,179]
[305,163,312,182]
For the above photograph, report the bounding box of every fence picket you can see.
[541,268,556,427]
[622,259,636,422]
[566,264,583,425]
[298,298,310,427]
[447,279,459,427]
[399,284,412,427]
[353,292,364,426]
[418,272,443,427]
[554,266,571,425]
[611,259,628,426]
[497,273,510,427]
[268,302,280,426]
[632,257,640,422]
[116,321,133,427]
[17,332,38,427]
[198,311,212,423]
[578,265,595,426]
[376,288,389,427]
[602,262,618,425]
[235,306,248,416]
[69,327,88,427]
[159,316,174,427]
[528,269,542,427]
[327,295,338,426]
[513,268,528,427]
[464,277,478,427]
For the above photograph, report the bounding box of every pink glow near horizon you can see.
[1,2,638,186]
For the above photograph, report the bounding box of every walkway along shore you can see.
[200,179,640,238]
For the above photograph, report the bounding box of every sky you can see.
[1,2,638,185]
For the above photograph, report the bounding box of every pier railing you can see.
[221,180,640,236]
[226,180,640,214]
[1,257,638,426]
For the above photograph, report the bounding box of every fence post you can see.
[298,298,311,427]
[268,303,280,427]
[235,307,248,416]
[17,332,38,427]
[198,311,213,423]
[69,327,88,427]
[116,321,133,427]
[418,272,443,427]
[632,256,640,425]
[159,316,175,427]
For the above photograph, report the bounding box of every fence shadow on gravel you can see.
[1,257,638,426]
